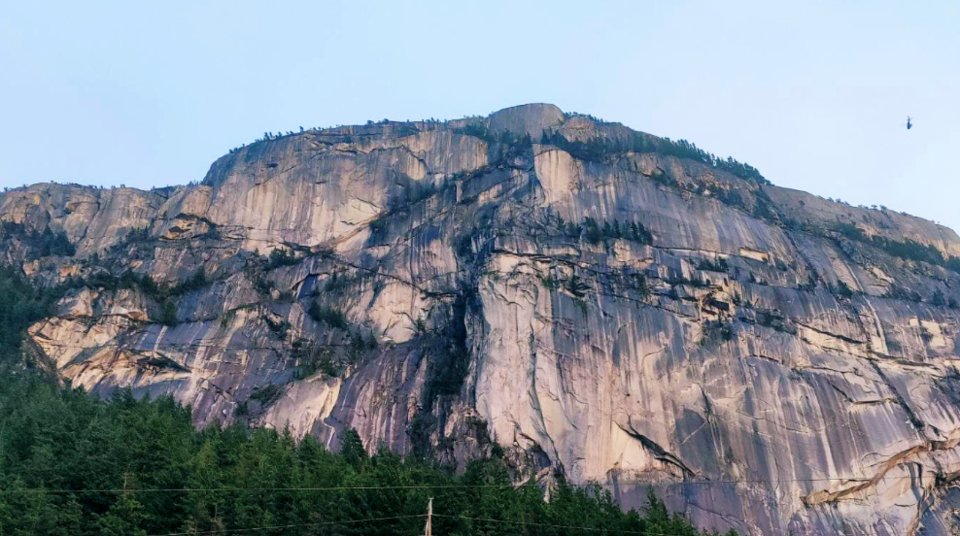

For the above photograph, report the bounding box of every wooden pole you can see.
[424,497,433,536]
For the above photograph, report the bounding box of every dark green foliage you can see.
[79,267,204,312]
[339,428,367,467]
[307,301,349,330]
[248,384,283,406]
[83,270,156,296]
[1,221,76,259]
[368,216,388,242]
[564,221,582,238]
[292,340,339,378]
[798,272,818,291]
[160,299,178,327]
[628,220,654,244]
[884,285,923,303]
[38,268,187,326]
[129,271,159,296]
[630,272,651,297]
[267,248,298,268]
[583,217,602,244]
[720,324,734,341]
[835,223,960,273]
[752,188,777,221]
[171,268,206,295]
[98,492,148,536]
[832,222,870,241]
[642,487,737,536]
[931,289,947,307]
[700,321,734,347]
[0,221,729,536]
[456,125,533,154]
[878,238,946,266]
[39,227,76,257]
[0,378,198,536]
[500,131,534,157]
[428,350,467,399]
[602,220,615,238]
[0,265,63,356]
[128,227,150,242]
[251,271,274,295]
[0,367,730,536]
[109,226,150,253]
[541,130,769,184]
[571,217,652,245]
[756,310,796,334]
[262,315,290,337]
[832,281,855,298]
[324,269,365,293]
[458,122,489,139]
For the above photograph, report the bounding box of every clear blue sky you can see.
[2,1,958,230]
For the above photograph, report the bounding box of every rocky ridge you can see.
[3,103,960,535]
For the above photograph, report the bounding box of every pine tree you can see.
[161,299,177,326]
[931,289,947,306]
[340,428,367,467]
[99,491,148,536]
[583,217,602,244]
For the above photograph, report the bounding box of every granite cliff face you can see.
[4,104,960,535]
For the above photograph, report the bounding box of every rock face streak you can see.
[4,104,960,535]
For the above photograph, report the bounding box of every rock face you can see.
[4,104,960,535]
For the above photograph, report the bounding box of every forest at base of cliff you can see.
[0,257,734,536]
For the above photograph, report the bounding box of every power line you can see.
[0,473,929,494]
[1,484,515,495]
[136,510,924,536]
[433,513,651,535]
[145,514,425,536]
[433,513,928,536]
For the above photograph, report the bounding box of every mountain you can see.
[3,103,960,535]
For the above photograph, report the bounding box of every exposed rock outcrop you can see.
[4,104,960,535]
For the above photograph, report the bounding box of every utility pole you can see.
[424,497,433,536]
